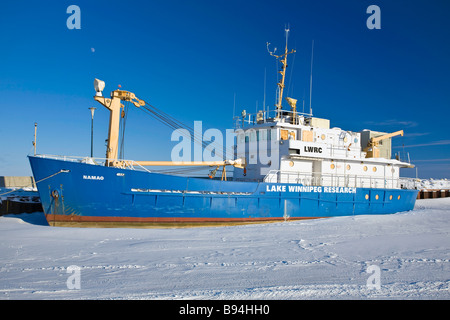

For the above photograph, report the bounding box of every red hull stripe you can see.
[45,214,324,223]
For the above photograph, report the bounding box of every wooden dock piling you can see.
[417,189,450,199]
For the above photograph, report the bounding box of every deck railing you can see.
[34,154,152,173]
[263,170,414,189]
[233,109,312,129]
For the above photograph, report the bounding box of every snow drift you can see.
[0,198,449,300]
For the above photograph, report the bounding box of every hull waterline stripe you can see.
[45,214,325,223]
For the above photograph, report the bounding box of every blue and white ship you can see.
[29,31,419,227]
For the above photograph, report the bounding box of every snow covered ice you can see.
[0,198,449,300]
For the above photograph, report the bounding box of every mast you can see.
[33,122,37,155]
[309,40,314,116]
[267,27,296,118]
[93,79,145,166]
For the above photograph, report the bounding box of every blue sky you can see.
[1,0,449,178]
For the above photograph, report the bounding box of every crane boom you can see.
[134,158,246,169]
[371,130,404,144]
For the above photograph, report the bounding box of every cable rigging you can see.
[136,100,228,160]
[115,98,231,176]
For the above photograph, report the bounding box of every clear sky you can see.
[1,0,449,179]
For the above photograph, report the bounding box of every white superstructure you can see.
[233,109,412,190]
[233,29,413,189]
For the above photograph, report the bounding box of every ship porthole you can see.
[398,195,401,200]
[363,166,368,171]
[346,164,351,170]
[289,161,294,167]
[365,194,369,200]
[389,195,393,200]
[321,134,326,140]
[375,194,379,200]
[330,164,335,169]
[373,167,377,172]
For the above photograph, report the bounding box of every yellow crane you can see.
[364,130,403,158]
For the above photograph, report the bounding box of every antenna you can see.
[266,42,277,56]
[33,122,37,155]
[233,93,236,128]
[309,40,314,116]
[263,67,267,117]
[285,24,290,49]
[302,89,305,114]
[233,92,236,118]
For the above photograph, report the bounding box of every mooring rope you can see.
[0,169,69,197]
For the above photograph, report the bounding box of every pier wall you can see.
[0,176,36,188]
[0,200,43,215]
[417,189,450,199]
[0,176,42,215]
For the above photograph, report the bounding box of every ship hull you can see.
[29,156,419,227]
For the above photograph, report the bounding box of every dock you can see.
[0,176,42,215]
[417,189,450,199]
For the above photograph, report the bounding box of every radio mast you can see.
[309,40,314,116]
[267,27,296,118]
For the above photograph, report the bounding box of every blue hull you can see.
[29,156,419,227]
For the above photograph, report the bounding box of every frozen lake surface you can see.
[0,198,449,300]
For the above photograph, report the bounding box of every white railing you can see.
[35,154,152,173]
[264,170,405,189]
[233,109,312,129]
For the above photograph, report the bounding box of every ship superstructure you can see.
[233,108,409,189]
[232,29,411,191]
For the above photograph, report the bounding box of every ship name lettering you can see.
[83,175,104,181]
[266,185,286,192]
[304,146,322,153]
[266,184,357,193]
[324,186,356,194]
